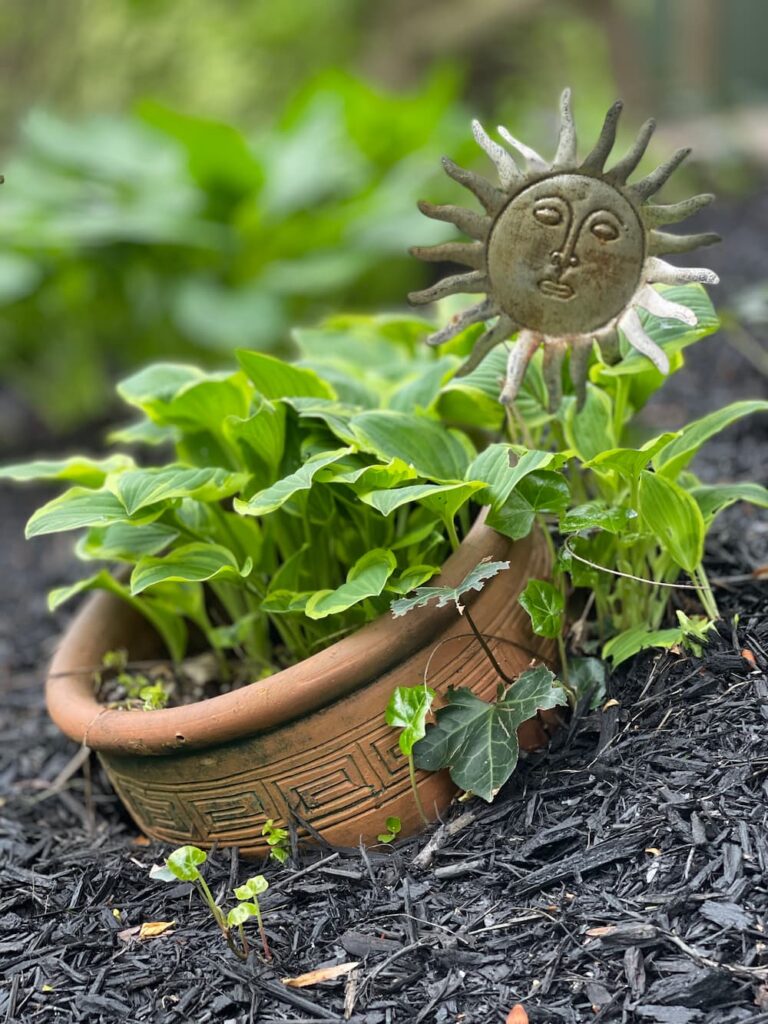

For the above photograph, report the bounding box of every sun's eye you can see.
[591,220,620,241]
[534,205,563,226]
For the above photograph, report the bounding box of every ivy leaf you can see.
[390,558,510,618]
[413,667,566,801]
[568,657,607,710]
[518,579,564,639]
[385,686,436,756]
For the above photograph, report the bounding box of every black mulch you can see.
[1,481,767,1023]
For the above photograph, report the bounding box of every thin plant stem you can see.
[255,905,272,960]
[445,516,460,552]
[408,754,429,826]
[463,606,514,685]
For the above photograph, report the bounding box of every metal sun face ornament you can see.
[409,90,720,409]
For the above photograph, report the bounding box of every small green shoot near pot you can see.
[230,875,270,961]
[385,687,436,824]
[149,845,271,960]
[261,819,290,863]
[377,816,402,843]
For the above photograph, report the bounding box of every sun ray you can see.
[410,241,485,270]
[648,230,720,256]
[594,324,621,364]
[641,193,714,227]
[644,257,720,286]
[500,331,542,405]
[471,120,521,189]
[408,270,489,306]
[455,315,516,377]
[569,336,594,408]
[441,157,505,215]
[633,284,698,325]
[618,307,670,373]
[425,298,498,347]
[416,200,489,241]
[543,338,568,410]
[497,126,549,173]
[580,100,623,174]
[605,117,655,185]
[552,88,577,170]
[630,147,691,201]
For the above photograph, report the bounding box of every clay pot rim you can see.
[47,516,535,757]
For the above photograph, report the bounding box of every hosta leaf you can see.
[118,363,204,409]
[518,579,564,638]
[563,385,616,461]
[585,433,680,480]
[560,501,638,534]
[305,548,397,619]
[0,455,134,488]
[385,685,436,756]
[386,564,440,594]
[467,445,568,509]
[149,374,251,432]
[26,488,130,537]
[689,481,768,524]
[360,481,483,523]
[389,357,456,413]
[350,411,472,482]
[47,570,187,661]
[130,543,252,596]
[282,397,359,445]
[235,448,352,516]
[108,419,178,447]
[77,522,179,561]
[653,400,768,478]
[237,350,335,400]
[638,471,704,573]
[165,845,207,881]
[391,558,509,617]
[112,465,246,516]
[413,667,566,801]
[327,457,416,491]
[603,625,684,667]
[224,398,287,482]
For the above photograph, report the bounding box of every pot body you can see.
[47,522,556,855]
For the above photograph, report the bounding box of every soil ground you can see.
[1,187,767,1023]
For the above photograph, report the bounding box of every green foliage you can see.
[413,667,566,802]
[390,559,510,618]
[518,579,565,639]
[0,71,472,429]
[261,820,290,864]
[4,316,519,670]
[385,686,436,757]
[150,846,270,960]
[465,285,767,659]
[377,817,402,844]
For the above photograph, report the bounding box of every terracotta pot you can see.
[47,519,557,855]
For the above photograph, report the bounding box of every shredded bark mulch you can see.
[1,476,767,1022]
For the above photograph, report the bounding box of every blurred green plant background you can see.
[0,0,766,436]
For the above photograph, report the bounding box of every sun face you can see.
[410,91,720,409]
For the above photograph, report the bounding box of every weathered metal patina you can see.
[410,90,720,409]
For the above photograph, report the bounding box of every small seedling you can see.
[149,845,271,960]
[385,686,435,824]
[261,819,290,863]
[377,816,402,843]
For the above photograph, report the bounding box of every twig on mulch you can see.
[412,810,476,870]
